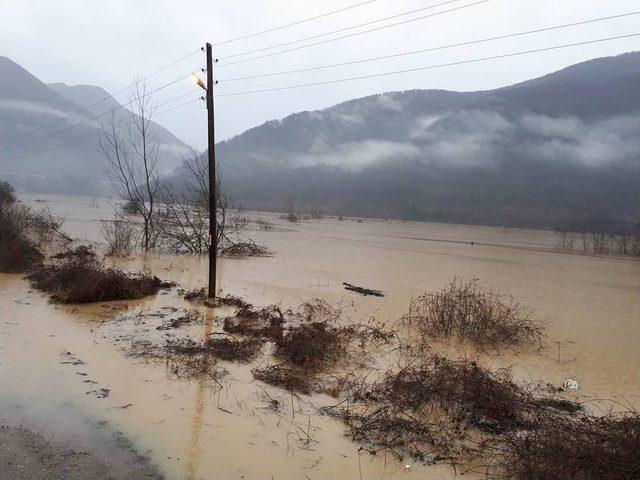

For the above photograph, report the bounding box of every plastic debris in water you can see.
[564,378,579,389]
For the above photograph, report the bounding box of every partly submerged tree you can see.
[159,151,265,256]
[99,79,160,250]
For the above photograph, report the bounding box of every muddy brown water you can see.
[1,194,639,479]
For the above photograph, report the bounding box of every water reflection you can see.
[185,307,215,479]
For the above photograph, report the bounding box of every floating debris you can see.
[564,378,579,390]
[343,282,385,297]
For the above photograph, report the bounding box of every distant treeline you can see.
[217,157,640,232]
[555,229,640,257]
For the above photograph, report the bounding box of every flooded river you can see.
[1,194,639,479]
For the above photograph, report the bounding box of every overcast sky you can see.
[2,0,638,149]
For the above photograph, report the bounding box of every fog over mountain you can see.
[0,55,191,195]
[1,51,639,231]
[168,51,639,231]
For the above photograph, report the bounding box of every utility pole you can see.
[205,42,217,298]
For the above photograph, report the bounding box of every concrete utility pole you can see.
[205,42,217,298]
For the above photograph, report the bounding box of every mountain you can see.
[172,51,639,231]
[0,55,193,195]
[48,82,190,166]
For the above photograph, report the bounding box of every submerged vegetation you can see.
[2,173,636,478]
[129,339,227,381]
[28,245,169,303]
[0,180,65,273]
[403,279,544,348]
[325,351,639,479]
[556,228,640,258]
[494,411,640,480]
[100,150,267,257]
[122,285,639,479]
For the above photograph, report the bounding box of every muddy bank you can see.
[0,424,162,480]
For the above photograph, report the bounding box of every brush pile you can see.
[403,279,543,347]
[28,245,168,303]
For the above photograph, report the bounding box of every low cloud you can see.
[293,137,421,169]
[520,113,640,166]
[0,99,71,119]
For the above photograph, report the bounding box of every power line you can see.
[0,74,193,153]
[1,2,380,145]
[213,0,378,46]
[217,11,640,83]
[216,0,490,67]
[5,94,202,162]
[218,0,464,60]
[215,32,640,97]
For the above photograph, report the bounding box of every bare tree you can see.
[284,200,298,222]
[99,78,161,250]
[158,151,265,256]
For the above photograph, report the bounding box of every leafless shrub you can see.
[403,279,543,348]
[0,182,63,272]
[274,300,393,372]
[29,207,67,244]
[274,321,352,371]
[0,204,43,272]
[296,298,342,323]
[282,201,298,222]
[256,218,274,230]
[0,180,16,208]
[309,206,323,219]
[491,412,640,480]
[326,405,440,462]
[28,245,168,303]
[220,239,268,257]
[359,356,533,433]
[158,151,266,256]
[326,354,585,468]
[102,212,136,256]
[223,305,285,341]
